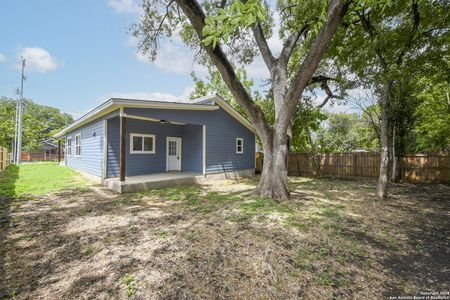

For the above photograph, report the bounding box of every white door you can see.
[166,137,182,171]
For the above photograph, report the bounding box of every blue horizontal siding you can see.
[66,106,255,178]
[124,107,255,174]
[66,119,104,177]
[182,124,203,173]
[107,118,203,177]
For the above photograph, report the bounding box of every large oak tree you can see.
[132,0,389,200]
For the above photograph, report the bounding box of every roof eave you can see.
[53,98,220,139]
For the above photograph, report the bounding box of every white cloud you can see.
[0,53,6,63]
[17,47,58,73]
[246,56,270,80]
[135,38,207,77]
[98,86,195,103]
[267,12,283,56]
[107,0,140,14]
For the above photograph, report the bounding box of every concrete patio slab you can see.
[103,172,202,193]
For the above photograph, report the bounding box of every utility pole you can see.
[16,57,25,164]
[13,89,20,163]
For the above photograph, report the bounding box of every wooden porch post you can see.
[120,115,126,182]
[58,140,61,163]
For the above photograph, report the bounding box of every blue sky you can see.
[0,0,354,118]
[0,0,206,117]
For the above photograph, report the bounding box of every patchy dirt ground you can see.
[0,177,449,299]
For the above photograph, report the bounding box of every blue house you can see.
[54,95,256,192]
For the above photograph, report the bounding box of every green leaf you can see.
[231,17,241,25]
[202,35,214,46]
[205,16,214,26]
[257,10,264,21]
[202,25,212,37]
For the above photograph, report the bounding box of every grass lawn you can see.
[0,164,448,299]
[0,163,86,196]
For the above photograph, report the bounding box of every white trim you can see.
[75,133,82,157]
[122,113,187,125]
[236,138,244,154]
[202,125,206,175]
[54,94,256,139]
[130,133,156,154]
[102,119,108,179]
[53,98,218,138]
[66,136,72,157]
[115,99,218,111]
[64,134,68,166]
[54,100,118,138]
[166,137,182,171]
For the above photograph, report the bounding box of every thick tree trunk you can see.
[175,0,348,201]
[255,128,290,201]
[377,80,393,199]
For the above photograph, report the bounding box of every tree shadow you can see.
[379,184,450,298]
[0,164,19,298]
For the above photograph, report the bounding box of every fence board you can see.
[256,152,450,183]
[0,147,10,171]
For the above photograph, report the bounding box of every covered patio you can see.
[103,107,206,186]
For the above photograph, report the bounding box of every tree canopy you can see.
[0,97,73,151]
[131,0,449,200]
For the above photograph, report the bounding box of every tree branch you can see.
[280,4,298,17]
[252,23,276,70]
[219,0,227,9]
[175,0,272,141]
[282,0,349,129]
[396,0,420,65]
[309,76,342,108]
[357,10,388,70]
[348,96,381,140]
[138,0,175,53]
[278,24,310,66]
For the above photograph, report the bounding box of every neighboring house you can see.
[21,140,61,161]
[38,140,58,153]
[54,95,256,192]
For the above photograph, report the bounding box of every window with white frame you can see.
[130,133,155,154]
[236,138,244,154]
[66,137,72,156]
[75,134,81,157]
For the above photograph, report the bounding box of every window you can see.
[75,134,81,157]
[130,133,155,154]
[66,137,72,156]
[236,138,244,154]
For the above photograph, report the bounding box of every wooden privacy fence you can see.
[401,154,450,183]
[21,150,63,162]
[256,152,450,183]
[0,147,10,171]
